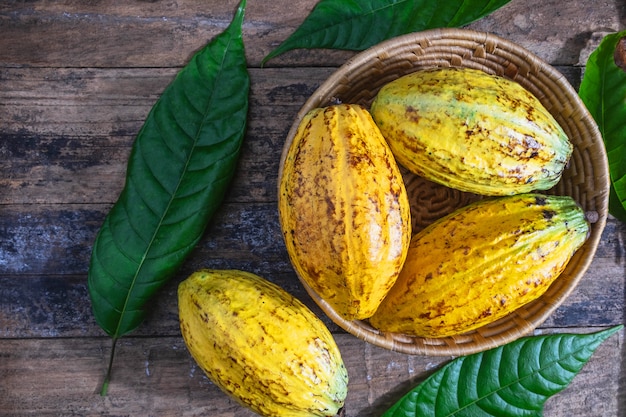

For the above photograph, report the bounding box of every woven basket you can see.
[279,28,610,356]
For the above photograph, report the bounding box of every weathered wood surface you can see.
[0,330,622,417]
[1,1,625,416]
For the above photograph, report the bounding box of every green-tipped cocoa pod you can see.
[369,193,589,338]
[370,67,573,196]
[178,269,348,417]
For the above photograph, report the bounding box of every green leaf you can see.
[262,0,512,64]
[383,326,622,417]
[88,0,248,340]
[579,31,626,223]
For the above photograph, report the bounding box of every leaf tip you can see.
[604,324,624,337]
[261,48,283,67]
[227,0,247,34]
[237,0,247,14]
[590,325,624,348]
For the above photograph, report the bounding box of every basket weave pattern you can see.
[280,29,610,356]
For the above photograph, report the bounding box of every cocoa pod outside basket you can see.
[278,28,610,356]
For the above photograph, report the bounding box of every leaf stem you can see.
[99,338,118,396]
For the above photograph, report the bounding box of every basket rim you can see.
[278,28,610,356]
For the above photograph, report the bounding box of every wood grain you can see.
[0,67,334,205]
[1,0,625,416]
[0,329,622,417]
[0,66,581,207]
[0,206,624,335]
[1,0,624,67]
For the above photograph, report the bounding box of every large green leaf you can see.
[383,326,622,416]
[579,31,626,223]
[88,1,248,342]
[262,0,512,64]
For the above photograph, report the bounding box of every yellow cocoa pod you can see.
[278,104,411,320]
[369,194,589,338]
[370,67,573,196]
[178,269,348,417]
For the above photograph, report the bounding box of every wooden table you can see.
[1,1,624,416]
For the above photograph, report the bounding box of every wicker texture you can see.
[279,28,610,356]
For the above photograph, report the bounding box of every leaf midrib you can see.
[112,31,237,340]
[441,340,593,416]
[288,0,504,43]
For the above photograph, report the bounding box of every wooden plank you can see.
[0,212,623,338]
[0,202,292,277]
[0,198,622,278]
[0,328,622,416]
[0,0,352,68]
[0,66,333,137]
[0,67,334,205]
[0,65,581,206]
[1,0,624,68]
[0,253,621,339]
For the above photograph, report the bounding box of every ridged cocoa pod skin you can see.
[178,269,348,417]
[369,194,589,338]
[279,104,411,320]
[370,67,573,196]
